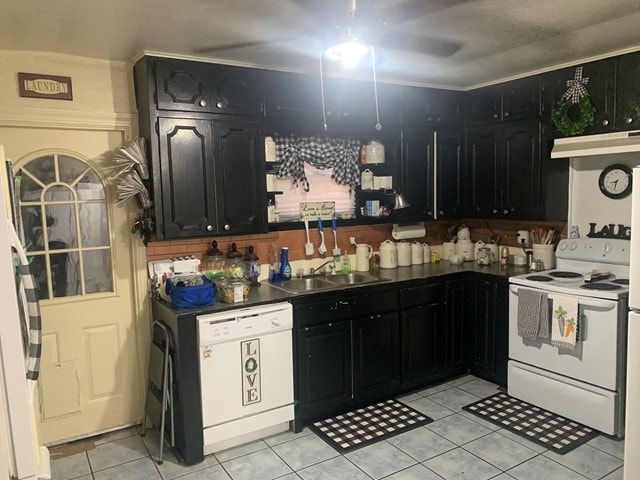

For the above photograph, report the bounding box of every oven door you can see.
[508,285,623,390]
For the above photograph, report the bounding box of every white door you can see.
[0,126,145,444]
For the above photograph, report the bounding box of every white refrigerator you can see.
[0,145,50,479]
[625,166,640,478]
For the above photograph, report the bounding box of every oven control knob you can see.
[223,326,230,336]
[604,242,612,253]
[569,241,578,250]
[558,241,567,250]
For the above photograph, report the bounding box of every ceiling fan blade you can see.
[375,0,474,25]
[194,37,297,54]
[379,31,461,57]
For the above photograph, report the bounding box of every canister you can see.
[397,241,412,266]
[361,169,374,190]
[411,241,423,265]
[379,240,397,269]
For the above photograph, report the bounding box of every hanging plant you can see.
[552,96,596,136]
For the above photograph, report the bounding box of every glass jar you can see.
[476,247,495,265]
[225,242,245,280]
[204,240,225,281]
[244,245,260,285]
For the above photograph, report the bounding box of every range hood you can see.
[551,130,640,158]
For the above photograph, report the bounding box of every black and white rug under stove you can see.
[311,398,433,453]
[462,392,599,454]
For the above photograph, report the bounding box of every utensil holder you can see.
[532,244,555,270]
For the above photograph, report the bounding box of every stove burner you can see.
[611,278,629,285]
[526,275,553,282]
[579,283,623,291]
[548,271,582,279]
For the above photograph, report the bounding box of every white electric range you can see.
[508,237,629,436]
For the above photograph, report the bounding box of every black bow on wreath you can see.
[562,67,590,104]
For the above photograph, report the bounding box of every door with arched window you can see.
[1,127,144,445]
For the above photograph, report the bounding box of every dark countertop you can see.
[153,261,529,317]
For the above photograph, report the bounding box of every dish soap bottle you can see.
[341,255,351,273]
[280,247,292,280]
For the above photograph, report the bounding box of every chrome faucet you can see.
[310,260,336,276]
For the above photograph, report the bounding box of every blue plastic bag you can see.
[166,276,215,309]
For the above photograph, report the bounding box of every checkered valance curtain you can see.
[274,135,361,192]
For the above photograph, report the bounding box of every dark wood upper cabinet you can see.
[403,87,465,126]
[467,85,502,126]
[153,58,263,115]
[467,77,541,126]
[467,126,501,217]
[263,70,324,120]
[212,120,266,235]
[542,58,617,136]
[157,117,217,238]
[435,128,465,218]
[401,129,435,221]
[617,51,640,129]
[154,59,213,113]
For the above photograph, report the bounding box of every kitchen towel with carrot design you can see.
[550,294,579,351]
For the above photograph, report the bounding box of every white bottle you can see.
[265,136,277,162]
[267,198,276,223]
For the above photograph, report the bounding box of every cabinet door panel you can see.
[157,117,216,238]
[401,129,435,221]
[445,279,466,373]
[352,313,400,400]
[403,87,464,126]
[263,71,324,120]
[469,278,508,386]
[502,77,541,121]
[435,129,464,218]
[213,120,267,234]
[618,52,640,129]
[543,59,616,135]
[211,66,264,116]
[297,322,352,419]
[401,304,445,387]
[154,59,212,112]
[467,127,501,217]
[467,86,501,126]
[502,121,541,219]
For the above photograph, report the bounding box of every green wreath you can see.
[552,96,596,136]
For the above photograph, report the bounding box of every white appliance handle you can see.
[509,285,615,310]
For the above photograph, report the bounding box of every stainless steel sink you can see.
[268,273,390,294]
[323,272,387,286]
[269,277,335,293]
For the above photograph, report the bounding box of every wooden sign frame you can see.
[18,72,73,100]
[299,201,335,220]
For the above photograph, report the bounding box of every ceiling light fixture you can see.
[323,27,370,68]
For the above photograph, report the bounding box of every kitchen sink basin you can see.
[322,272,387,285]
[268,273,390,294]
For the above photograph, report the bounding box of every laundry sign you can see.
[241,338,261,406]
[18,72,73,100]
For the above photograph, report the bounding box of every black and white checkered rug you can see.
[462,392,599,454]
[310,399,433,453]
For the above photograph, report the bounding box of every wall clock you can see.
[598,164,633,199]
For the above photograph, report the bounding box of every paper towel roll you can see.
[391,223,426,240]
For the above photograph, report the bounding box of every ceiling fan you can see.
[194,0,469,59]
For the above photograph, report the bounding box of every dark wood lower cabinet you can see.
[352,313,401,401]
[468,277,509,386]
[294,273,509,431]
[401,303,445,388]
[296,321,352,426]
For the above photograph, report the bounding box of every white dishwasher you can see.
[197,302,294,454]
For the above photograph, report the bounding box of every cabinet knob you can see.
[438,210,444,215]
[492,209,498,214]
[492,113,499,119]
[476,207,480,212]
[436,117,442,122]
[602,119,609,126]
[427,211,433,217]
[224,224,231,231]
[216,101,224,109]
[206,225,213,232]
[504,111,510,117]
[199,99,207,107]
[625,116,634,124]
[427,117,432,122]
[503,209,509,215]
[326,110,333,117]
[342,111,349,118]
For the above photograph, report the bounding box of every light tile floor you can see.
[50,375,625,480]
